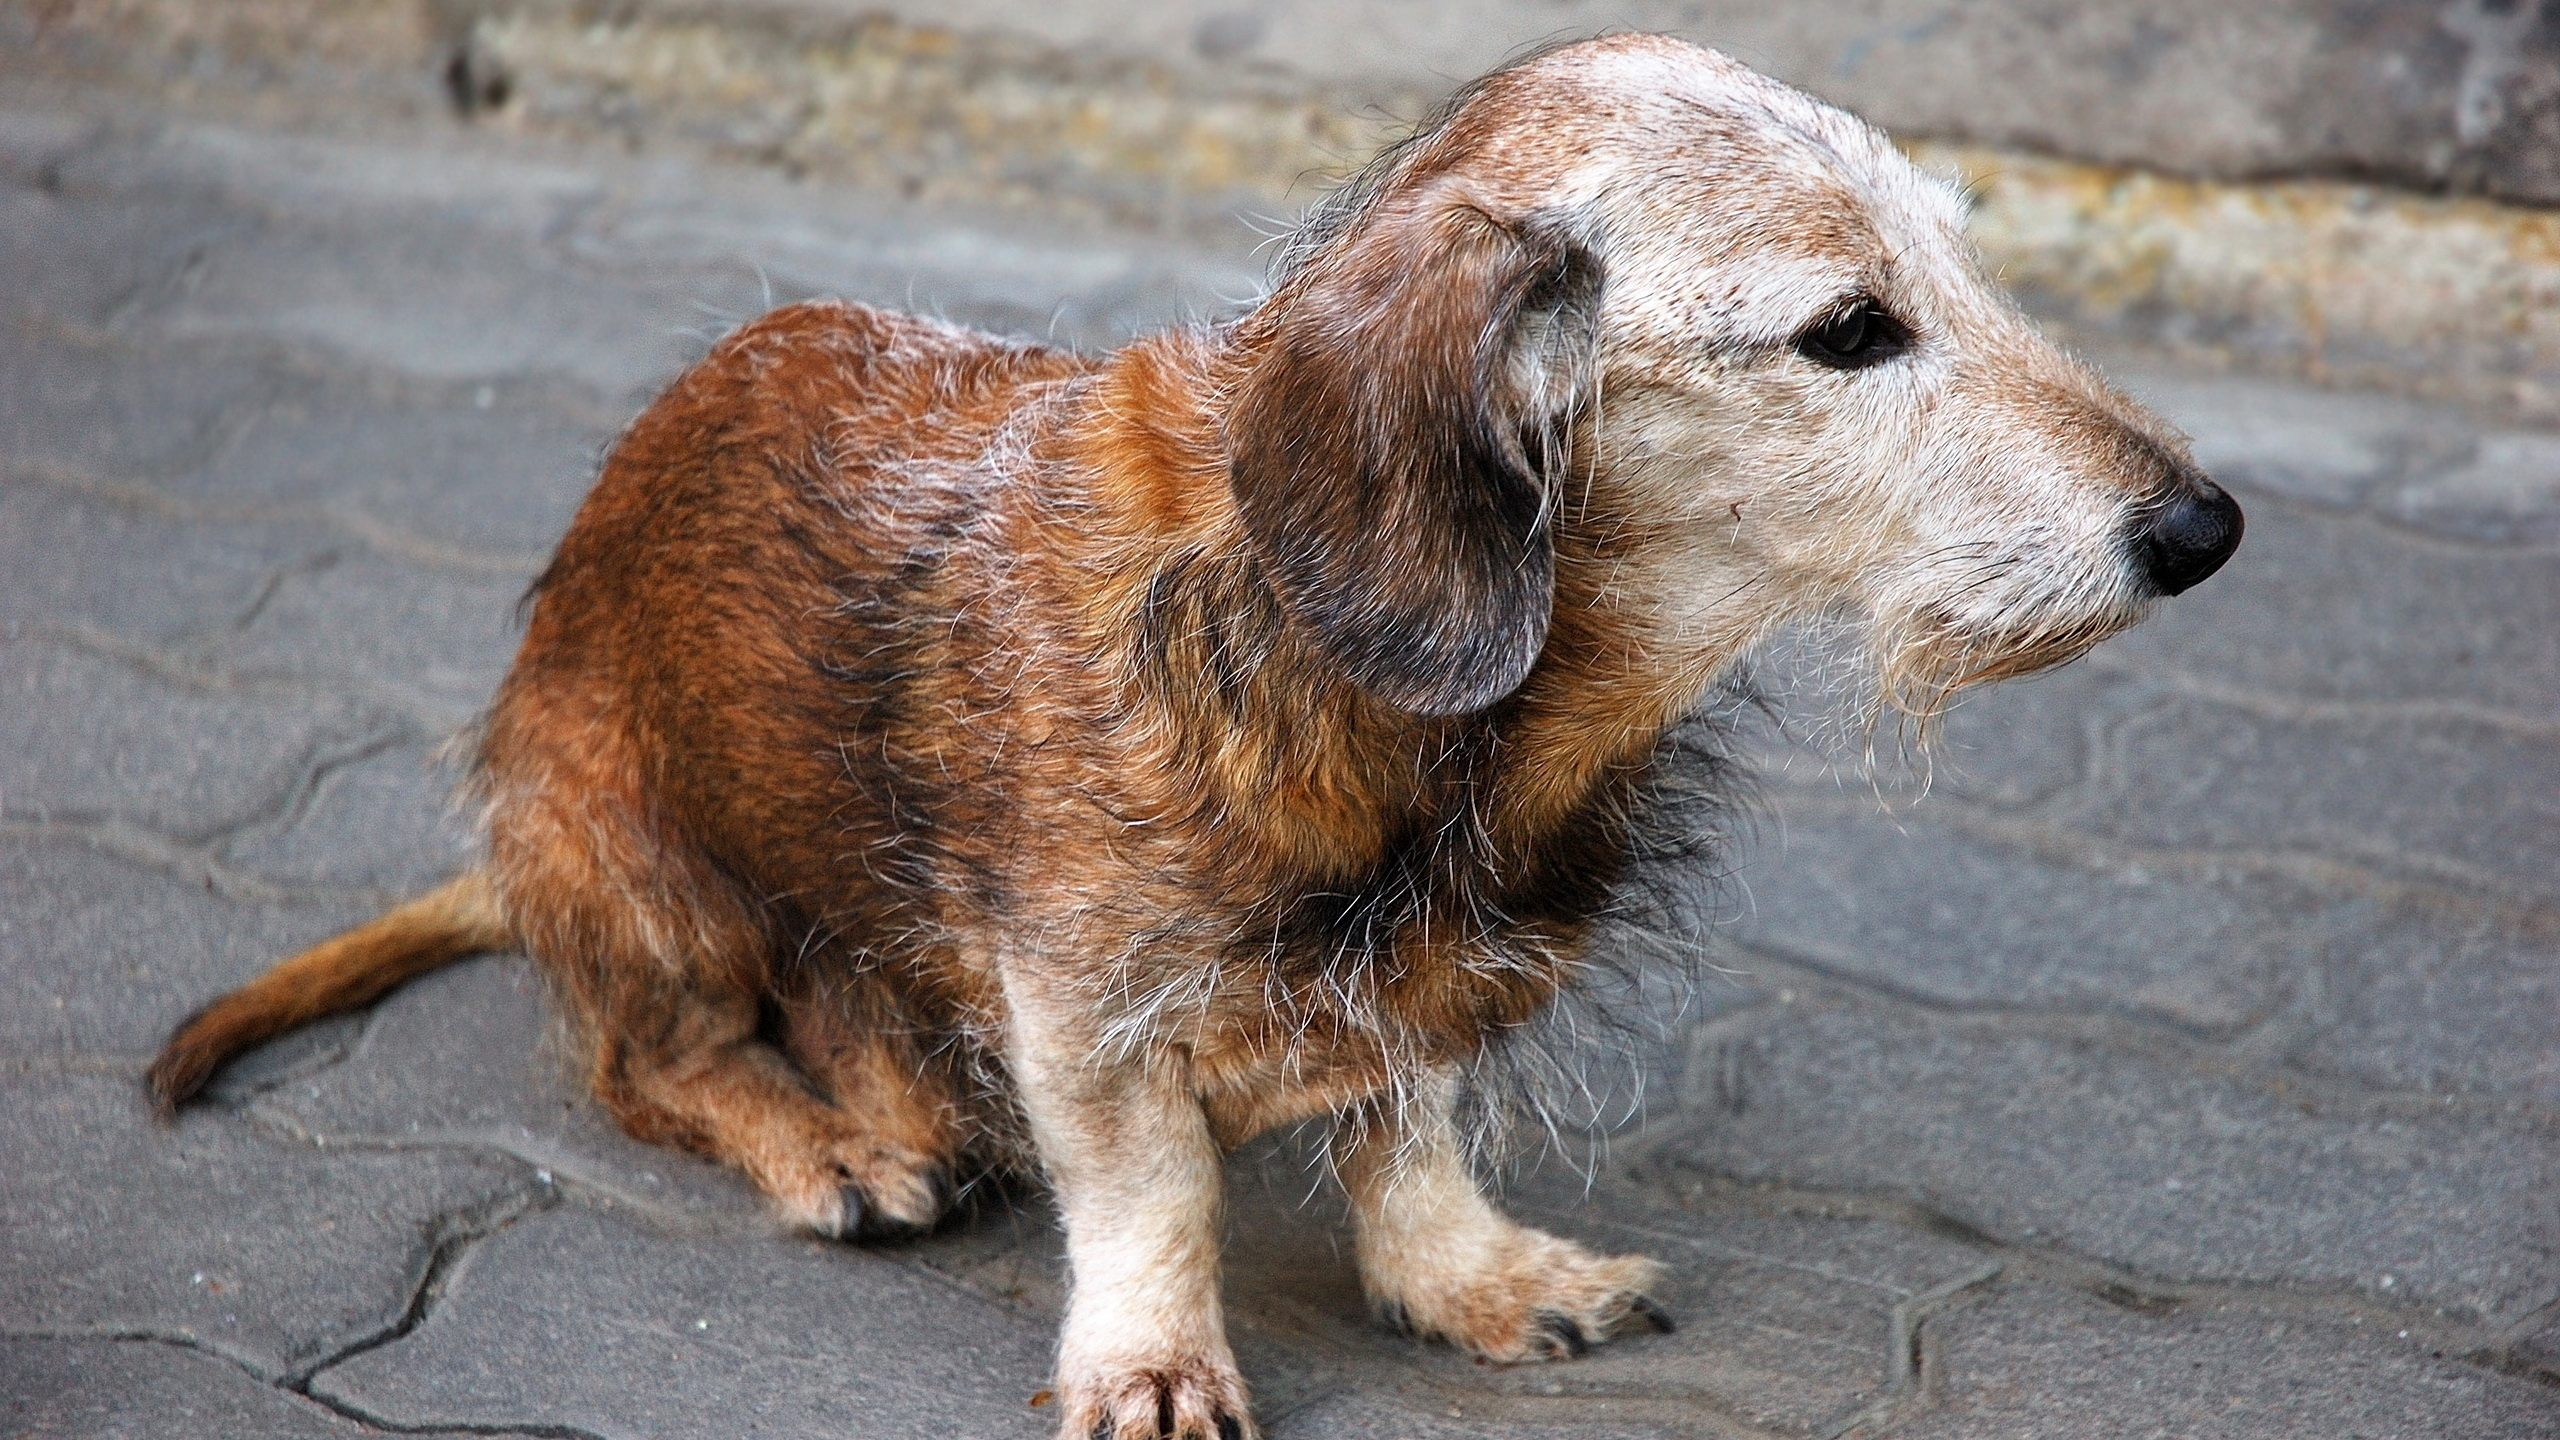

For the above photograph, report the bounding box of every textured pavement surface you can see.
[3,90,2557,1440]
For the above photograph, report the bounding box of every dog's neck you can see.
[1061,329,1760,899]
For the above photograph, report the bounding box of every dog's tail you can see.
[146,871,512,1114]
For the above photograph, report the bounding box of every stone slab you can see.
[555,156,1261,351]
[1725,801,2311,1037]
[0,167,260,337]
[0,1070,539,1379]
[82,114,1256,340]
[310,1205,1057,1440]
[58,117,613,255]
[1897,1281,2560,1439]
[0,636,396,842]
[274,950,1960,1432]
[0,837,373,1061]
[181,367,608,559]
[203,548,530,732]
[0,478,325,647]
[768,0,2560,207]
[2379,429,2560,547]
[31,125,700,404]
[1269,1390,1686,1438]
[214,737,475,896]
[61,114,1257,384]
[258,953,772,1231]
[2089,488,2560,717]
[0,313,280,482]
[1643,998,2560,1326]
[2278,898,2560,1107]
[78,123,1194,405]
[0,1337,482,1439]
[2064,697,2560,908]
[175,222,712,406]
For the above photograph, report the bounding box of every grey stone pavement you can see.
[3,87,2558,1440]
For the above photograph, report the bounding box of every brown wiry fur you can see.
[151,35,2240,1440]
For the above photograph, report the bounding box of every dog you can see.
[148,33,2240,1440]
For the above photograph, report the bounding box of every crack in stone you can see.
[1701,939,2560,1130]
[222,721,431,855]
[1617,1163,2558,1378]
[2077,652,2560,744]
[0,637,427,861]
[2309,490,2560,559]
[1817,1261,2005,1439]
[6,449,555,578]
[288,1177,563,1388]
[0,1329,603,1439]
[2040,691,2560,903]
[222,549,345,637]
[1720,921,2280,1046]
[1775,786,2560,938]
[0,815,414,908]
[0,1096,571,1389]
[238,1096,788,1243]
[19,617,475,736]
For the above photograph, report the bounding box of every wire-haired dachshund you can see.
[153,34,2239,1439]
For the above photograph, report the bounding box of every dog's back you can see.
[476,300,1088,1214]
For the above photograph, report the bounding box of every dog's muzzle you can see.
[2133,480,2244,597]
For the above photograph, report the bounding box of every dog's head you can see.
[1225,34,2240,720]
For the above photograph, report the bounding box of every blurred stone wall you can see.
[15,0,2560,416]
[829,0,2560,208]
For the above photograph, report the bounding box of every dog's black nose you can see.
[2135,482,2244,596]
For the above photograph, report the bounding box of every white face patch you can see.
[1524,39,2191,717]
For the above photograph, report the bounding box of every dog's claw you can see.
[1536,1311,1591,1358]
[1377,1301,1416,1337]
[1630,1295,1678,1334]
[834,1178,942,1243]
[1216,1415,1244,1440]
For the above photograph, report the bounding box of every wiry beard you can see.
[1877,601,2146,716]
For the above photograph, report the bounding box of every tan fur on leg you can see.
[1336,1072,1664,1362]
[1006,973,1254,1440]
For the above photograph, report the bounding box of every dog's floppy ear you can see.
[1227,187,1602,716]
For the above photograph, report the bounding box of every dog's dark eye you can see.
[1795,299,1910,369]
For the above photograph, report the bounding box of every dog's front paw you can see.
[1373,1225,1671,1363]
[1059,1355,1253,1440]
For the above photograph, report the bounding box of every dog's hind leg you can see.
[1332,1070,1671,1362]
[771,965,970,1231]
[488,775,954,1239]
[582,961,959,1237]
[585,973,957,1240]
